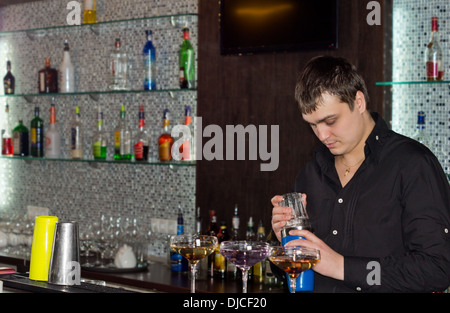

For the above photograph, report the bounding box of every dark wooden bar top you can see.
[0,254,286,293]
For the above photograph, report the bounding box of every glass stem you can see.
[289,277,297,293]
[190,263,197,293]
[241,268,248,293]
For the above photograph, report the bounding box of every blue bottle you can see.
[279,192,314,292]
[143,30,156,90]
[170,211,188,272]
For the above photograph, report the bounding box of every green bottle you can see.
[92,105,107,160]
[30,107,44,157]
[13,120,29,156]
[179,27,195,89]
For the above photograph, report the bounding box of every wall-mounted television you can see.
[219,0,338,55]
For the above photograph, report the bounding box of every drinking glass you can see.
[170,234,218,293]
[269,246,320,293]
[220,241,270,293]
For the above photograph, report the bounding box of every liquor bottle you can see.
[30,107,44,157]
[1,104,13,156]
[134,105,149,161]
[227,204,240,279]
[195,206,202,235]
[214,221,229,279]
[252,219,266,283]
[246,216,256,241]
[143,30,156,90]
[13,120,29,157]
[38,58,58,93]
[179,105,195,161]
[71,106,83,159]
[412,111,432,149]
[114,105,132,161]
[109,38,128,90]
[83,0,97,24]
[3,61,15,95]
[44,104,61,158]
[170,210,188,272]
[92,105,107,160]
[425,17,444,81]
[179,27,195,89]
[59,40,75,93]
[158,109,173,161]
[206,210,219,277]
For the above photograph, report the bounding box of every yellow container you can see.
[29,216,59,281]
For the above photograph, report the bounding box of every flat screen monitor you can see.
[220,0,338,55]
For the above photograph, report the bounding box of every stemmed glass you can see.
[220,241,270,293]
[170,234,218,293]
[269,246,320,293]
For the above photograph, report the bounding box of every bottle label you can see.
[13,132,20,154]
[114,130,121,153]
[2,138,12,155]
[427,62,439,79]
[93,140,101,157]
[159,142,171,160]
[134,141,143,159]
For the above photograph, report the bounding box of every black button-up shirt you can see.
[292,113,450,292]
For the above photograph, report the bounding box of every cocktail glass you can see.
[220,240,270,293]
[170,234,218,293]
[269,246,320,293]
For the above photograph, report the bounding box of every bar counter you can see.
[0,253,286,293]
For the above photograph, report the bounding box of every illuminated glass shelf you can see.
[376,80,450,86]
[0,155,195,167]
[0,13,198,36]
[1,88,196,99]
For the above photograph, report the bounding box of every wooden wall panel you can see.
[197,0,388,237]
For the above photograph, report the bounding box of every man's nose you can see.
[315,125,330,142]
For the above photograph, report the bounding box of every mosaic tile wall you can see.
[0,0,198,258]
[392,0,449,176]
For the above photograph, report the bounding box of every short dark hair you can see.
[294,56,370,114]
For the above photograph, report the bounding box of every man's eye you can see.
[325,120,336,125]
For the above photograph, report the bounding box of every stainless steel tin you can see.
[48,221,80,286]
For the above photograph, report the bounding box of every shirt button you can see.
[356,287,362,291]
[375,135,379,140]
[445,228,448,234]
[332,230,338,235]
[338,198,343,204]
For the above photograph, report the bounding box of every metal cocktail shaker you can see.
[279,193,314,292]
[48,221,81,286]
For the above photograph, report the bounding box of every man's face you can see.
[302,92,366,156]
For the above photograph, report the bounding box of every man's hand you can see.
[270,194,306,241]
[285,229,344,281]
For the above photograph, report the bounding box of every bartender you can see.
[271,56,450,292]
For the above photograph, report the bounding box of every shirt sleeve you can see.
[344,149,450,292]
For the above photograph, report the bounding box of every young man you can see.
[271,56,450,292]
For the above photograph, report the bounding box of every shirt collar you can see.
[314,112,391,171]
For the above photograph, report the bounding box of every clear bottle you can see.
[425,17,444,81]
[2,104,13,156]
[179,27,195,89]
[3,61,15,95]
[44,103,61,158]
[412,111,432,149]
[134,105,149,161]
[252,219,266,283]
[59,40,75,93]
[114,105,132,161]
[83,0,97,24]
[30,107,44,157]
[38,58,58,93]
[246,216,256,241]
[109,38,128,90]
[231,204,240,240]
[13,120,29,157]
[143,30,156,90]
[158,109,173,162]
[71,106,83,159]
[92,105,107,160]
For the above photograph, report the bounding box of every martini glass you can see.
[170,234,218,293]
[269,246,320,293]
[220,240,270,293]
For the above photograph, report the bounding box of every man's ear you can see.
[354,91,367,113]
